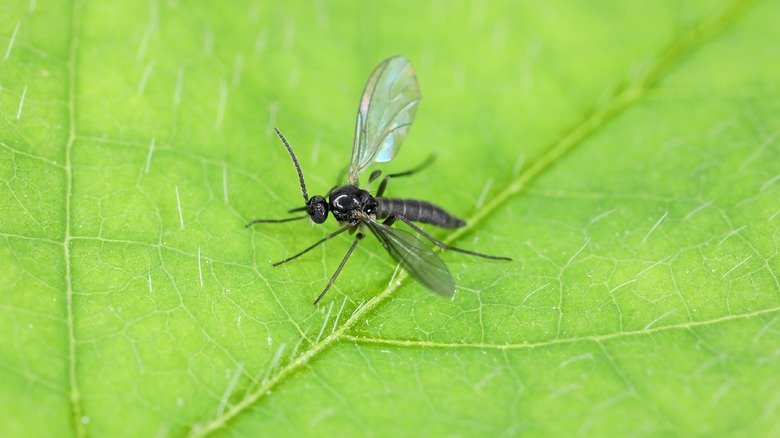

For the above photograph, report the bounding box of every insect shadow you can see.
[247,56,511,305]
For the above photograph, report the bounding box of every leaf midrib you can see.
[183,1,760,436]
[65,1,84,437]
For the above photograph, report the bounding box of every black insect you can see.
[247,56,511,305]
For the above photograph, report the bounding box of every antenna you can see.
[273,127,309,203]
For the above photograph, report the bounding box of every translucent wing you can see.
[349,56,422,184]
[363,217,454,296]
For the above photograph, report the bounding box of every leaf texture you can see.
[0,1,778,437]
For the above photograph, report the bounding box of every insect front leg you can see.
[245,206,311,228]
[245,215,307,228]
[272,224,351,266]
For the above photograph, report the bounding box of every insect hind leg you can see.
[375,155,434,197]
[382,216,397,227]
[396,216,511,261]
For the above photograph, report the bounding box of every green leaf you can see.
[1,0,778,436]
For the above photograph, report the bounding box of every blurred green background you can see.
[1,0,779,436]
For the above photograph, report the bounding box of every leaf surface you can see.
[1,1,778,437]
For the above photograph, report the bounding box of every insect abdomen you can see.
[376,198,466,228]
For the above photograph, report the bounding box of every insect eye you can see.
[307,196,328,224]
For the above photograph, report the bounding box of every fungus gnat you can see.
[247,56,511,305]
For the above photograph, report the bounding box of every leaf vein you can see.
[64,1,84,435]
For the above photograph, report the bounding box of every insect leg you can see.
[245,215,307,228]
[313,232,365,305]
[273,224,351,267]
[396,216,512,261]
[376,155,434,197]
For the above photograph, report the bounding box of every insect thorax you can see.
[328,185,377,222]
